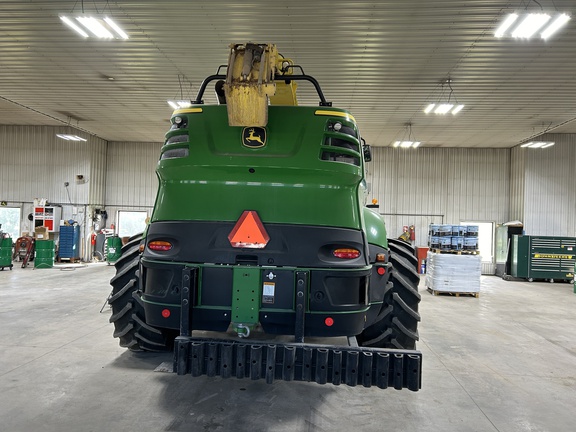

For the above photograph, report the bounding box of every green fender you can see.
[363,207,388,249]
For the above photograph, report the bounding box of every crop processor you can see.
[109,43,422,390]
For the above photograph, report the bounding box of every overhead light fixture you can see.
[495,11,570,39]
[423,79,465,115]
[57,134,87,141]
[393,141,421,149]
[520,141,555,148]
[167,100,192,110]
[392,123,421,149]
[60,15,129,39]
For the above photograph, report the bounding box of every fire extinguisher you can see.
[91,233,96,246]
[409,225,416,241]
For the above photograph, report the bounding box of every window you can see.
[117,211,148,237]
[461,221,494,260]
[0,207,21,240]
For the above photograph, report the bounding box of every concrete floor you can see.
[1,263,575,432]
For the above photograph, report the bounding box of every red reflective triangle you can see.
[228,210,270,249]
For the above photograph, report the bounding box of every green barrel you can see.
[35,240,55,269]
[107,236,122,263]
[0,237,13,268]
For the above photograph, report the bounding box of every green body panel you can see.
[152,106,364,229]
[363,207,388,249]
[231,267,261,326]
[0,238,12,267]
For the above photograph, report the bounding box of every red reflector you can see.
[228,210,270,249]
[377,267,386,276]
[333,248,360,259]
[148,240,173,251]
[325,317,334,327]
[161,309,171,318]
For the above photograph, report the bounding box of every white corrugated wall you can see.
[509,146,525,222]
[104,142,162,227]
[367,147,510,274]
[368,147,510,245]
[0,125,107,237]
[521,134,576,237]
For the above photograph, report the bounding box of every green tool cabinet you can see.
[511,235,576,282]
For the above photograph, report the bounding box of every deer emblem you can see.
[242,127,266,148]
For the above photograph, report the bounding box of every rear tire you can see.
[108,234,173,352]
[358,240,421,350]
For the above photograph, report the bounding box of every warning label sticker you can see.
[262,282,275,304]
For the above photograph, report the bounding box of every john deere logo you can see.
[242,127,266,148]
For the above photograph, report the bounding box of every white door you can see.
[462,221,495,275]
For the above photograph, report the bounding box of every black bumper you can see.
[173,336,422,391]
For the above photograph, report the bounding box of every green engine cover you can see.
[152,106,368,231]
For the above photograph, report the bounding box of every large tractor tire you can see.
[108,234,173,352]
[358,240,421,350]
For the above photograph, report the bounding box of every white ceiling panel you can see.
[1,1,575,147]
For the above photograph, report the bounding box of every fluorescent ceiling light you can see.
[77,17,114,38]
[451,104,465,115]
[57,134,87,141]
[434,104,454,114]
[104,17,129,40]
[520,141,554,148]
[168,100,191,109]
[60,15,129,40]
[60,16,89,38]
[495,13,519,37]
[393,141,420,149]
[541,13,571,39]
[496,12,569,40]
[512,14,551,38]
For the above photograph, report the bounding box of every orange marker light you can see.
[228,210,270,249]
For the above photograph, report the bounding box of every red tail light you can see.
[148,240,173,251]
[333,248,360,259]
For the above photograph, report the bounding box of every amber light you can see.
[148,240,173,251]
[376,253,386,262]
[333,248,360,259]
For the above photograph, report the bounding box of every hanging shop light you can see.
[167,100,192,110]
[56,134,87,141]
[495,7,570,40]
[520,141,555,148]
[423,79,465,115]
[60,15,129,39]
[392,123,422,149]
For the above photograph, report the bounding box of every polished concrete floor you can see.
[1,262,575,432]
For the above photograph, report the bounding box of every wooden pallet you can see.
[57,257,80,263]
[430,249,480,255]
[427,287,479,298]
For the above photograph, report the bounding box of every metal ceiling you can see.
[1,0,576,148]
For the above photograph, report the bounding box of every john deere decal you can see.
[242,127,266,148]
